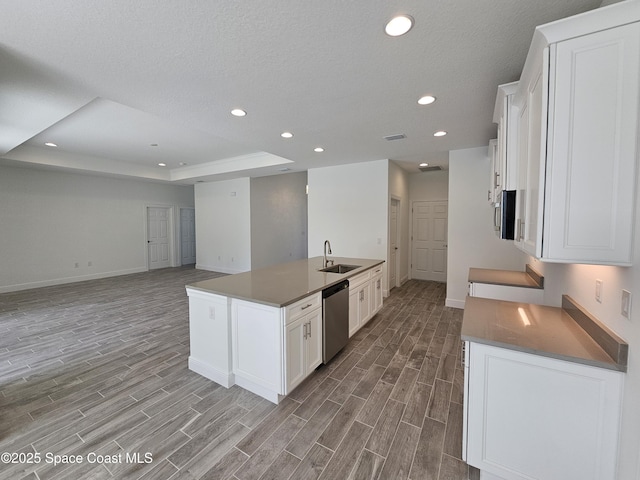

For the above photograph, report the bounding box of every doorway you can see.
[147,206,172,270]
[389,198,400,290]
[180,208,196,265]
[411,200,448,282]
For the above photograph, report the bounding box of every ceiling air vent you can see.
[419,165,443,172]
[383,133,406,141]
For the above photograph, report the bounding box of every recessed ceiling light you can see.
[385,15,414,36]
[158,163,167,167]
[44,142,57,147]
[281,132,293,139]
[314,147,324,153]
[231,108,247,117]
[420,163,429,167]
[433,130,447,137]
[418,95,436,105]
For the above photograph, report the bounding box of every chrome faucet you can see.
[323,240,333,268]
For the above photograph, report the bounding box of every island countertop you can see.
[186,256,384,307]
[462,295,627,371]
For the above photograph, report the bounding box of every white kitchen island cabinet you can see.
[462,295,627,480]
[511,4,640,265]
[186,256,384,404]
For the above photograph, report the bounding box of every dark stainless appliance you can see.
[322,280,349,363]
[494,190,516,240]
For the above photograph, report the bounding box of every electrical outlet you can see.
[209,306,216,320]
[595,279,603,303]
[74,262,80,268]
[621,290,632,319]
[88,261,92,267]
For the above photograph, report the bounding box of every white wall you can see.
[0,165,194,292]
[250,172,308,270]
[308,159,389,291]
[523,261,640,478]
[409,169,449,201]
[389,161,411,286]
[195,178,251,274]
[446,147,527,307]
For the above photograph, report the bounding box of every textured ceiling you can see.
[0,0,603,183]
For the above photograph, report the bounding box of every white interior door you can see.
[412,201,448,282]
[147,207,171,269]
[180,208,196,265]
[389,199,399,289]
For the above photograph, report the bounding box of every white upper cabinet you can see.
[511,4,640,265]
[493,82,519,193]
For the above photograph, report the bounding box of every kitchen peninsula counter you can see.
[187,256,384,307]
[462,295,627,371]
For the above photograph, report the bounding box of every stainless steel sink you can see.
[320,264,360,274]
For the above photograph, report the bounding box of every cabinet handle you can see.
[360,291,364,301]
[377,279,380,289]
[301,303,313,310]
[494,171,500,188]
[303,322,307,340]
[487,190,491,201]
[307,321,311,338]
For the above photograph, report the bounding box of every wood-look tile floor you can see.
[0,267,479,480]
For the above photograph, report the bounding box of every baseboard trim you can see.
[0,267,148,293]
[234,375,283,405]
[188,357,235,388]
[446,298,466,309]
[196,264,244,275]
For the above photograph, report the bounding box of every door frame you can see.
[410,199,448,281]
[179,206,196,266]
[145,204,176,270]
[388,196,401,291]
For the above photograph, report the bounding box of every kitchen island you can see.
[186,256,384,403]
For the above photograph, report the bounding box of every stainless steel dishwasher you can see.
[322,280,349,363]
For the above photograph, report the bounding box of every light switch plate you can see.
[621,290,632,319]
[595,279,603,303]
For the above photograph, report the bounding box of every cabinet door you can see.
[284,317,306,393]
[466,342,623,480]
[488,138,499,204]
[359,283,371,325]
[522,55,547,257]
[348,289,360,337]
[544,23,640,264]
[372,275,383,314]
[306,309,323,373]
[514,99,529,250]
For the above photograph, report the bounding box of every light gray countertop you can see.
[186,256,384,307]
[462,295,627,371]
[468,264,544,289]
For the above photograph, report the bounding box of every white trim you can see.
[196,264,245,275]
[234,375,284,405]
[0,267,147,293]
[389,195,401,290]
[446,298,465,309]
[188,357,235,388]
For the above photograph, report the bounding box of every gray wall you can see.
[250,172,308,270]
[0,164,195,292]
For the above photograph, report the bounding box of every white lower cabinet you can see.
[348,270,372,337]
[464,341,624,480]
[468,282,544,305]
[371,270,383,315]
[284,306,322,394]
[230,293,322,403]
